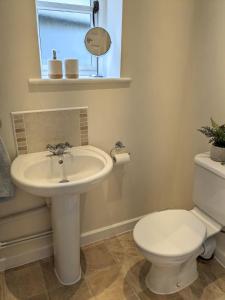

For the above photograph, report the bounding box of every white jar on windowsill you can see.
[48,50,63,79]
[65,59,79,79]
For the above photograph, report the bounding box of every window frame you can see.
[37,1,93,14]
[36,0,97,78]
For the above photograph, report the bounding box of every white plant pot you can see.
[210,145,225,162]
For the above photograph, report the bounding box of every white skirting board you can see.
[0,215,143,271]
[0,236,53,272]
[81,215,143,246]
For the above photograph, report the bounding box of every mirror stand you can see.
[92,57,103,78]
[84,27,111,78]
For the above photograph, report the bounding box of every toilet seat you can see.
[134,209,207,258]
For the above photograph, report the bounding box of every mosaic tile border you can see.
[12,114,28,155]
[12,107,89,155]
[80,108,88,146]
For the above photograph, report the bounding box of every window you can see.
[36,0,123,79]
[36,0,97,77]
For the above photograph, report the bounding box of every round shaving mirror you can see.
[84,27,111,57]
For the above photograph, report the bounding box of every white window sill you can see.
[28,77,132,88]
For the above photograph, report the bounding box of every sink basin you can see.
[11,145,113,285]
[11,145,113,197]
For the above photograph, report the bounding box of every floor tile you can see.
[0,272,5,300]
[214,275,225,293]
[122,258,151,294]
[138,288,183,300]
[178,286,199,300]
[40,257,93,300]
[86,264,138,300]
[215,295,225,300]
[40,257,62,291]
[27,293,49,300]
[116,232,143,261]
[81,242,116,276]
[103,236,125,263]
[4,232,225,300]
[48,279,94,300]
[194,282,224,300]
[4,262,47,299]
[198,259,225,279]
[190,272,225,300]
[104,234,150,294]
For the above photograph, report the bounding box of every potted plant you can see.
[198,118,225,162]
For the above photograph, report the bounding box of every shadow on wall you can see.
[80,165,128,231]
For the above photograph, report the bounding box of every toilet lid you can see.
[133,210,206,257]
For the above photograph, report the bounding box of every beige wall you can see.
[0,0,212,240]
[189,0,225,251]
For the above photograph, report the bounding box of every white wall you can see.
[0,0,200,244]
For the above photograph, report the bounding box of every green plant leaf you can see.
[198,119,225,147]
[211,117,219,128]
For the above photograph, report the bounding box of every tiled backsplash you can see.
[12,107,88,155]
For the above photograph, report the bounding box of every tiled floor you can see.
[1,232,225,299]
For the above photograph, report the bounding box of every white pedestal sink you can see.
[11,146,113,285]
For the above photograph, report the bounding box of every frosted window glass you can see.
[37,8,96,76]
[38,0,91,6]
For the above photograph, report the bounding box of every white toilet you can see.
[133,153,225,295]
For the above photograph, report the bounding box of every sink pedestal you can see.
[51,194,81,285]
[11,145,113,285]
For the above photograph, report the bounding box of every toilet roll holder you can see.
[110,141,130,162]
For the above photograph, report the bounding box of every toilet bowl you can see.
[133,208,221,294]
[133,153,225,294]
